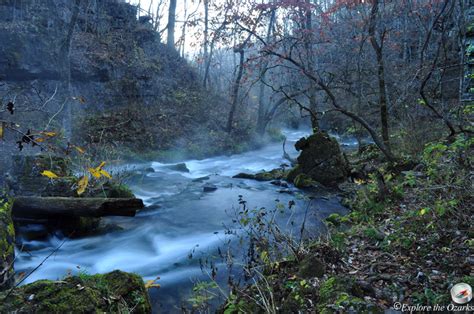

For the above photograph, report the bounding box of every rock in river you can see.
[166,163,190,172]
[288,132,349,187]
[203,183,218,192]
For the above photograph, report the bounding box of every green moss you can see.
[461,275,474,287]
[0,193,15,291]
[363,226,385,242]
[297,255,326,278]
[0,270,151,313]
[318,277,369,313]
[233,168,288,181]
[286,164,302,182]
[102,182,135,198]
[325,213,344,226]
[293,173,317,188]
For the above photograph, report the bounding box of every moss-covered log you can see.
[12,197,144,219]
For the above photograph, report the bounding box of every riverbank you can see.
[220,134,473,312]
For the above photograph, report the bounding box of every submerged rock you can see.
[270,180,289,188]
[0,193,15,291]
[289,132,349,187]
[144,167,155,173]
[203,183,218,192]
[233,168,287,181]
[166,163,190,173]
[192,176,210,182]
[0,270,152,313]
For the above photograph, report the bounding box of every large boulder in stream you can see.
[288,132,349,187]
[0,270,152,313]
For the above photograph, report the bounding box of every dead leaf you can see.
[41,170,59,179]
[99,169,112,179]
[77,176,89,195]
[88,167,101,179]
[144,280,161,289]
[74,146,85,154]
[41,131,57,137]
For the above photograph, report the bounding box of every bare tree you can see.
[167,0,177,48]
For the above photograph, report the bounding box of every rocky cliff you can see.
[0,0,229,158]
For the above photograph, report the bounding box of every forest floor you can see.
[221,134,473,313]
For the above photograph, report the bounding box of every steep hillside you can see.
[0,0,241,161]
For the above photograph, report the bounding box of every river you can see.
[15,129,351,312]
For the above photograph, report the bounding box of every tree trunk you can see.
[369,0,391,151]
[226,48,245,133]
[167,0,177,49]
[256,8,276,135]
[304,0,319,132]
[376,53,390,149]
[203,0,209,87]
[12,197,144,219]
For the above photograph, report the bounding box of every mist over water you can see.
[15,129,351,312]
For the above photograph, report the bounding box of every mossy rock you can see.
[298,255,326,278]
[0,270,151,313]
[165,163,189,173]
[286,164,302,183]
[293,173,318,189]
[0,192,15,291]
[100,182,135,198]
[294,132,349,186]
[318,276,380,313]
[233,168,287,181]
[9,155,74,197]
[325,213,348,227]
[363,226,385,242]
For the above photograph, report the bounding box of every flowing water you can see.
[14,129,351,312]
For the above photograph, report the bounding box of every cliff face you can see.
[0,0,225,156]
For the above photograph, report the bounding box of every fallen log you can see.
[12,197,144,219]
